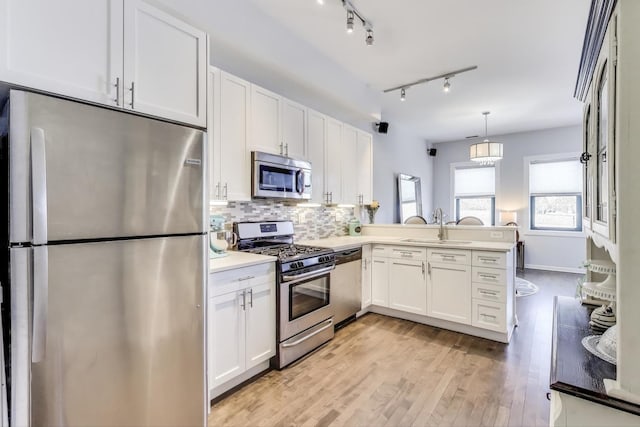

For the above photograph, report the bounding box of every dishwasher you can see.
[330,247,362,328]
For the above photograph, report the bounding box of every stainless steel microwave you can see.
[252,151,312,200]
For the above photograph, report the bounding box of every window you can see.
[454,166,495,225]
[529,159,583,231]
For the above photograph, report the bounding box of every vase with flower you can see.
[365,200,380,224]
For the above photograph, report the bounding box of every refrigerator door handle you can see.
[32,246,49,363]
[31,127,48,245]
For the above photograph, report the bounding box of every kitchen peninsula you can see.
[301,223,518,343]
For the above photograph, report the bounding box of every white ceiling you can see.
[244,0,590,142]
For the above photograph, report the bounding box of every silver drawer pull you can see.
[479,290,498,296]
[481,313,497,319]
[479,273,497,280]
[238,275,254,281]
[479,257,498,263]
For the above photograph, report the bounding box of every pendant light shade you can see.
[470,112,503,164]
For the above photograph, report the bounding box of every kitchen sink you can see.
[401,238,473,245]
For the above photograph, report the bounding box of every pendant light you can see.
[470,111,503,164]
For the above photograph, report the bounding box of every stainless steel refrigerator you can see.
[3,90,207,426]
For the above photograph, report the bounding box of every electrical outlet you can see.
[490,231,503,239]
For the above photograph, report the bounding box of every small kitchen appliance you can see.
[234,220,335,368]
[209,215,229,258]
[251,151,312,200]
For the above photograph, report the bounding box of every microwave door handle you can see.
[295,170,304,195]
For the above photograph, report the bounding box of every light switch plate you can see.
[490,231,503,239]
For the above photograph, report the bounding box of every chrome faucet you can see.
[435,207,445,241]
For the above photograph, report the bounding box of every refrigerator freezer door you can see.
[28,235,206,426]
[9,90,205,243]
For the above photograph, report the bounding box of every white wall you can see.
[372,125,434,224]
[433,125,586,273]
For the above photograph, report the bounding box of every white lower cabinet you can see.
[244,281,276,369]
[364,245,514,341]
[389,259,427,315]
[371,257,389,307]
[209,291,245,387]
[470,250,512,334]
[427,249,471,325]
[208,263,275,396]
[361,245,372,309]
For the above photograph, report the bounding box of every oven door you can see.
[279,270,333,341]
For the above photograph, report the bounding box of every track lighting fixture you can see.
[383,66,478,100]
[346,11,354,33]
[341,1,374,46]
[400,88,406,101]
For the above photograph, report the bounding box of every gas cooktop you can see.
[246,244,332,260]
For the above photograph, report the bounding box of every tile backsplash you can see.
[210,200,360,241]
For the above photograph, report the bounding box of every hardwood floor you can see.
[209,269,580,427]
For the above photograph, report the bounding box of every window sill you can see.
[523,230,586,238]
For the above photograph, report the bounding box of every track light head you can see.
[400,88,406,101]
[443,77,451,93]
[366,29,374,46]
[346,11,354,33]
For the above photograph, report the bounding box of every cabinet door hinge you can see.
[612,37,618,66]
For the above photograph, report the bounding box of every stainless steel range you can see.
[234,221,335,369]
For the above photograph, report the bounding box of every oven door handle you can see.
[282,265,335,283]
[282,318,334,348]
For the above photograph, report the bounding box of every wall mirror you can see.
[397,173,423,223]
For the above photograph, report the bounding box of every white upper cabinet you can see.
[281,98,307,159]
[0,0,123,106]
[357,131,373,205]
[208,68,251,202]
[325,118,343,204]
[250,84,282,155]
[341,125,359,205]
[249,85,307,159]
[123,0,207,127]
[0,0,207,127]
[307,109,327,205]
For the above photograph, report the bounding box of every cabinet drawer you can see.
[209,262,275,297]
[427,249,470,266]
[372,245,390,257]
[472,283,507,303]
[472,299,506,332]
[471,267,506,286]
[389,246,427,261]
[472,251,507,268]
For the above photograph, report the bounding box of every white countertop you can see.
[299,235,516,252]
[209,251,276,274]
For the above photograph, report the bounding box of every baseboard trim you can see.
[525,264,585,274]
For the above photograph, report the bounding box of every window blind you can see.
[529,160,582,194]
[454,166,495,196]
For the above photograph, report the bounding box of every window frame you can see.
[450,162,498,226]
[529,193,583,231]
[524,154,584,233]
[455,195,496,225]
